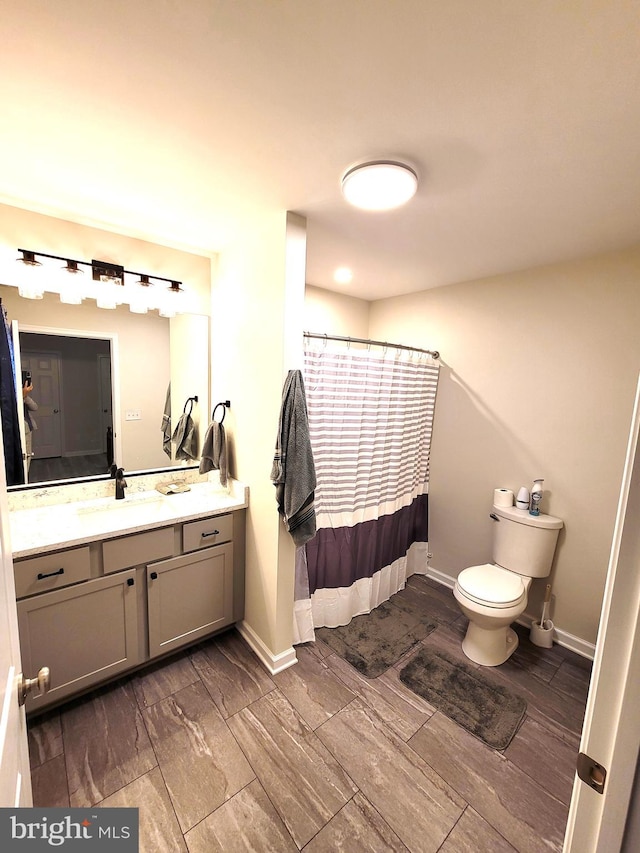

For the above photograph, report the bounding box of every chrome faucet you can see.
[115,467,127,500]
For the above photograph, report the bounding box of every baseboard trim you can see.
[237,620,298,674]
[425,566,455,590]
[426,567,595,661]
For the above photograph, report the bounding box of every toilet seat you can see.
[457,563,526,609]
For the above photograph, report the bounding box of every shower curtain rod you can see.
[303,331,440,360]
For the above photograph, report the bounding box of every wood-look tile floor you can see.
[28,576,592,852]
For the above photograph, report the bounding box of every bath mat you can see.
[399,647,526,750]
[316,600,438,678]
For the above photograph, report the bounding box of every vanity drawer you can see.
[183,514,234,552]
[14,546,91,599]
[103,527,175,573]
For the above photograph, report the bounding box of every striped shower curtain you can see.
[295,340,439,642]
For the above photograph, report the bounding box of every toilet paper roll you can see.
[493,488,514,508]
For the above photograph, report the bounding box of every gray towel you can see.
[200,421,228,486]
[172,412,197,461]
[271,370,316,546]
[161,383,171,457]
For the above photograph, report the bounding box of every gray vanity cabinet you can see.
[14,509,245,714]
[17,568,140,713]
[147,543,234,657]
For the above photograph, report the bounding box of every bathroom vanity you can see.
[9,480,248,714]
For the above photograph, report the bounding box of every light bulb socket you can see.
[63,260,84,275]
[18,250,42,267]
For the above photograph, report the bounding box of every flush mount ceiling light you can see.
[341,160,418,210]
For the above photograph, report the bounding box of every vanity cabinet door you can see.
[147,544,234,658]
[18,569,140,713]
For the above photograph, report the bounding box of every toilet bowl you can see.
[454,564,531,666]
[453,504,563,667]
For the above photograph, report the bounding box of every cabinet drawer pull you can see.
[201,529,220,539]
[37,568,65,580]
[150,571,158,580]
[127,578,135,586]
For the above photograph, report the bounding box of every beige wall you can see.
[369,246,640,646]
[0,203,211,314]
[213,211,306,663]
[304,285,370,338]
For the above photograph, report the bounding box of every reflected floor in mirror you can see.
[28,453,109,485]
[28,576,592,852]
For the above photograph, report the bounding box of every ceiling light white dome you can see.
[341,160,418,210]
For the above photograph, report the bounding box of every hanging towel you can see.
[271,369,317,546]
[172,399,198,461]
[0,302,24,486]
[199,420,228,486]
[161,382,171,457]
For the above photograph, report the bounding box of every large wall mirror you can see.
[1,284,210,490]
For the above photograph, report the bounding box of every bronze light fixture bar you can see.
[17,248,183,292]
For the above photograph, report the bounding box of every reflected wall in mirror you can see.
[1,284,210,489]
[20,330,114,483]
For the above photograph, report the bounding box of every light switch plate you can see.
[125,410,141,421]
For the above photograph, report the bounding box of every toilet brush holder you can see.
[530,619,554,648]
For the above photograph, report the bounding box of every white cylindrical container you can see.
[530,619,554,648]
[516,486,530,510]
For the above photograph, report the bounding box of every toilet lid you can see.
[457,563,525,608]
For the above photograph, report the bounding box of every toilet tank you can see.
[491,505,563,577]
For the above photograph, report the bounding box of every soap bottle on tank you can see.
[529,479,544,516]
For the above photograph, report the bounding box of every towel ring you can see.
[212,402,227,424]
[183,395,198,416]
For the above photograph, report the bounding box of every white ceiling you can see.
[2,1,640,301]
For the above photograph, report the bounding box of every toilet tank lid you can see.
[493,504,563,530]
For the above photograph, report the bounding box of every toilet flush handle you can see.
[489,513,500,521]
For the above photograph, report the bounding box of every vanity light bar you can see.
[17,249,183,291]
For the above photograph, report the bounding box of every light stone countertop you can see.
[10,480,249,559]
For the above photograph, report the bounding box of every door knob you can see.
[17,666,50,706]
[53,409,59,414]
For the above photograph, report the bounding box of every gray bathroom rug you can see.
[399,647,527,750]
[315,600,438,678]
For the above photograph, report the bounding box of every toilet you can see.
[453,504,563,666]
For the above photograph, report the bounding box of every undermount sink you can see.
[75,492,168,515]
